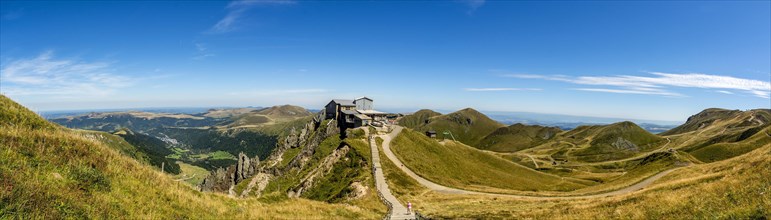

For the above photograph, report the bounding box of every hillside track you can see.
[364,128,416,220]
[380,126,686,200]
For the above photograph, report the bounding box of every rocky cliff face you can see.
[199,111,338,195]
[199,152,260,193]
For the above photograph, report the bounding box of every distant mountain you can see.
[393,109,679,133]
[660,108,771,162]
[563,121,665,162]
[226,105,312,129]
[396,109,441,128]
[400,108,504,147]
[478,123,562,152]
[660,108,770,136]
[48,105,314,170]
[482,110,682,127]
[202,107,261,118]
[254,105,312,118]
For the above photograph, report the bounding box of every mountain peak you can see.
[255,105,311,117]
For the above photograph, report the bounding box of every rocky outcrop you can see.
[281,120,339,175]
[612,137,639,152]
[199,167,230,193]
[288,144,350,198]
[264,112,326,168]
[200,111,337,195]
[200,152,260,193]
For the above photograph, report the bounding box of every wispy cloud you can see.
[228,88,328,96]
[193,43,215,60]
[505,72,771,98]
[0,51,132,98]
[209,0,296,33]
[716,90,734,95]
[465,88,541,92]
[461,0,486,15]
[574,88,683,97]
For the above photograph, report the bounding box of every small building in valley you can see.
[425,130,437,138]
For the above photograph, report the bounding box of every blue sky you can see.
[1,0,769,122]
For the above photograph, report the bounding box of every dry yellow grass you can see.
[0,95,381,219]
[382,140,771,219]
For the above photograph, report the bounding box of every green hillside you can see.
[661,108,771,136]
[397,109,441,128]
[555,121,665,162]
[0,95,380,219]
[404,108,504,147]
[390,128,588,193]
[478,123,562,152]
[662,108,771,163]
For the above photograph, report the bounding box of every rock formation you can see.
[199,111,337,195]
[199,152,260,193]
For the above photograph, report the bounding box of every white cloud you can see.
[228,88,328,96]
[464,88,541,92]
[1,51,132,98]
[574,88,684,97]
[506,72,771,99]
[716,90,734,95]
[209,0,296,33]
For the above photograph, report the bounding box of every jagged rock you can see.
[200,152,260,193]
[612,137,639,151]
[236,153,248,183]
[347,181,367,200]
[201,111,340,197]
[200,167,230,192]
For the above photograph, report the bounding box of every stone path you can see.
[379,125,686,199]
[365,128,415,220]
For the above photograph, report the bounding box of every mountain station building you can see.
[325,97,388,128]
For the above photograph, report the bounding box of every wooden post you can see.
[161,162,164,173]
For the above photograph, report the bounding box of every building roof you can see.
[340,110,371,120]
[331,99,355,106]
[354,114,372,120]
[357,109,387,115]
[341,110,359,115]
[355,96,373,101]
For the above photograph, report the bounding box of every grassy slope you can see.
[0,95,379,219]
[391,129,587,193]
[478,123,562,152]
[383,141,770,219]
[407,108,504,148]
[396,109,441,128]
[661,108,743,136]
[173,161,210,186]
[688,125,771,162]
[571,121,664,162]
[662,109,771,163]
[257,127,386,216]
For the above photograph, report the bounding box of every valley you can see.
[2,95,769,219]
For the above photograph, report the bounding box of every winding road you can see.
[378,125,684,200]
[365,128,415,220]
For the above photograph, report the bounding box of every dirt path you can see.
[365,128,415,220]
[380,126,684,200]
[575,137,672,166]
[525,154,539,168]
